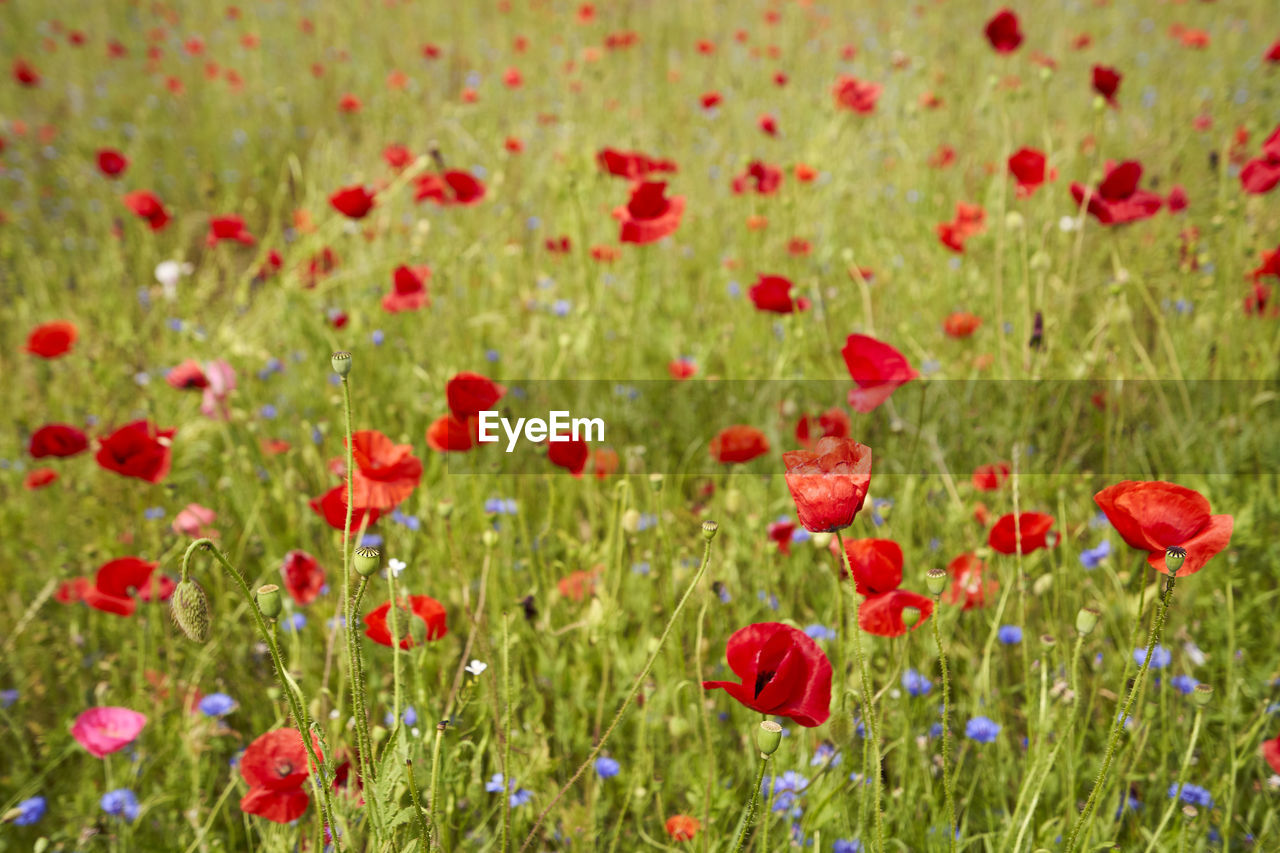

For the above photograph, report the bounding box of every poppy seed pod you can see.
[926,568,948,597]
[170,578,211,643]
[330,351,352,377]
[1165,546,1187,575]
[1192,683,1213,707]
[702,520,719,541]
[900,606,921,629]
[757,720,783,757]
[354,546,381,577]
[256,584,282,620]
[1076,605,1101,636]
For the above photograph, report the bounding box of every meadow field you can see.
[3,0,1280,850]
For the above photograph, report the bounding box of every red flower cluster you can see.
[703,622,832,726]
[1070,161,1163,225]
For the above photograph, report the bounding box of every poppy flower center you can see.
[274,759,296,778]
[754,669,776,698]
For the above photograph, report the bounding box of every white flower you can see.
[1058,215,1078,232]
[465,659,488,676]
[155,260,183,288]
[388,558,406,578]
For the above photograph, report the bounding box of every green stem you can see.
[405,759,429,853]
[428,720,447,850]
[1065,572,1177,853]
[1143,709,1204,853]
[732,753,770,853]
[835,529,885,853]
[517,524,719,853]
[502,613,513,853]
[931,593,956,853]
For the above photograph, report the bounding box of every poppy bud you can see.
[648,473,664,492]
[482,529,499,548]
[170,578,211,643]
[436,500,454,519]
[257,584,282,619]
[702,520,719,541]
[354,546,381,577]
[1164,546,1187,575]
[621,509,642,533]
[757,720,783,757]
[900,607,921,629]
[926,568,948,597]
[829,708,854,743]
[1075,605,1100,636]
[1191,683,1213,707]
[331,351,352,377]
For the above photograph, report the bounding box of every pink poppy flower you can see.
[71,707,147,758]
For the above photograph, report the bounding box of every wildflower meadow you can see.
[3,1,1280,851]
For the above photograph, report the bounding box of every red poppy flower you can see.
[768,518,797,555]
[710,425,770,464]
[1008,148,1054,198]
[758,114,778,136]
[29,423,89,458]
[84,557,163,617]
[426,413,477,452]
[943,552,997,609]
[700,91,722,109]
[95,420,175,483]
[1241,126,1280,195]
[548,437,590,476]
[13,59,40,87]
[666,815,701,842]
[838,538,903,595]
[206,215,256,247]
[309,486,384,531]
[988,512,1059,555]
[703,622,832,726]
[558,568,600,602]
[984,9,1023,54]
[96,148,128,177]
[1092,65,1121,106]
[592,448,619,479]
[936,201,987,252]
[24,320,78,358]
[858,589,934,637]
[1070,161,1164,225]
[24,468,57,489]
[842,334,918,413]
[363,595,448,649]
[347,430,422,511]
[1167,185,1188,213]
[56,577,93,604]
[165,360,209,390]
[1094,481,1233,576]
[614,181,685,245]
[1263,735,1280,775]
[748,275,810,314]
[122,190,171,230]
[832,75,881,113]
[329,185,375,219]
[596,148,677,180]
[971,462,1011,491]
[783,436,872,532]
[383,144,413,171]
[1267,39,1280,64]
[382,265,431,313]
[281,550,326,606]
[943,312,983,339]
[794,408,851,450]
[239,729,321,823]
[1251,245,1280,282]
[414,170,487,206]
[731,161,783,195]
[446,372,506,419]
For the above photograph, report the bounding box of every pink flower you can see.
[200,360,237,419]
[71,707,147,758]
[173,503,217,538]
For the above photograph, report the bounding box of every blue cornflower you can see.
[371,330,385,346]
[1080,540,1111,569]
[13,796,46,826]
[485,773,507,793]
[1116,793,1142,818]
[360,533,384,548]
[485,349,500,362]
[810,743,842,767]
[509,788,533,807]
[870,498,893,527]
[998,625,1023,645]
[1170,675,1198,695]
[594,757,620,779]
[1,688,19,708]
[631,562,651,576]
[101,789,140,821]
[965,716,1001,743]
[902,668,932,697]
[834,841,865,853]
[552,299,571,317]
[259,404,277,419]
[198,693,237,717]
[487,774,532,807]
[757,590,779,611]
[284,612,307,632]
[929,722,944,738]
[385,706,418,727]
[804,624,837,642]
[390,509,421,531]
[1169,783,1213,808]
[763,771,809,813]
[1134,644,1172,669]
[144,506,166,520]
[717,585,732,604]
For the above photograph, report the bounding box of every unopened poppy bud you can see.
[900,607,921,629]
[1076,605,1101,636]
[436,500,454,519]
[170,578,211,643]
[354,546,381,577]
[1165,546,1187,575]
[621,509,642,533]
[1191,683,1213,707]
[829,709,854,743]
[757,720,783,757]
[926,568,948,597]
[256,584,282,620]
[810,531,833,550]
[702,520,719,541]
[648,473,664,492]
[482,529,499,548]
[331,351,352,377]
